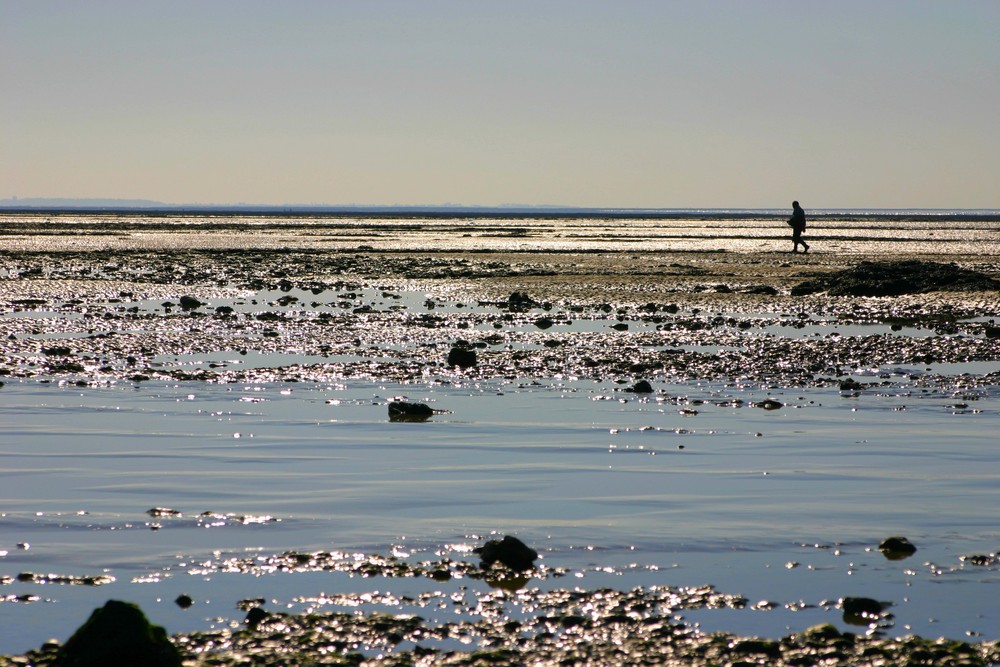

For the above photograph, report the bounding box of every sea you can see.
[1,208,999,655]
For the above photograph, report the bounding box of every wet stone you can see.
[56,599,181,667]
[388,401,434,422]
[474,535,539,572]
[625,380,654,394]
[447,346,478,369]
[879,536,917,559]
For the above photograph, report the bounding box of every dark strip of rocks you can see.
[792,260,1000,296]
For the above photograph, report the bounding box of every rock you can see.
[474,535,538,572]
[178,295,203,310]
[742,284,779,295]
[792,260,1000,297]
[752,399,783,410]
[447,347,477,369]
[841,596,886,626]
[625,380,654,394]
[146,507,181,518]
[174,594,194,609]
[878,536,917,559]
[245,606,270,627]
[839,379,864,391]
[534,317,554,330]
[507,291,537,311]
[56,599,181,667]
[799,623,842,642]
[388,401,434,422]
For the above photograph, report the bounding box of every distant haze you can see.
[3,1,998,209]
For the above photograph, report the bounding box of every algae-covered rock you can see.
[56,599,180,667]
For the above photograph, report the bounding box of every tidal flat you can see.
[1,212,1000,665]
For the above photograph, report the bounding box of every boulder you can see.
[178,295,203,310]
[56,599,181,667]
[388,401,434,422]
[474,535,538,572]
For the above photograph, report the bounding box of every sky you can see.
[2,1,998,209]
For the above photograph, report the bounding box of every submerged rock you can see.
[474,535,538,572]
[56,599,181,667]
[388,401,434,422]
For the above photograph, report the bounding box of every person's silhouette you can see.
[787,201,809,253]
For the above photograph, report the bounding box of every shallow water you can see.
[2,370,999,652]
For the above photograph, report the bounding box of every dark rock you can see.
[447,347,477,369]
[245,606,270,627]
[56,599,181,667]
[388,401,434,422]
[174,594,194,609]
[474,535,538,571]
[534,317,555,330]
[842,596,884,616]
[792,260,1000,297]
[743,284,779,295]
[42,346,73,356]
[752,399,783,410]
[178,295,203,310]
[961,553,996,566]
[799,623,842,643]
[839,379,865,391]
[624,380,654,394]
[611,322,629,331]
[507,291,538,310]
[878,536,917,559]
[146,507,181,518]
[214,305,235,315]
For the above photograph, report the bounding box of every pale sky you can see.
[3,1,998,209]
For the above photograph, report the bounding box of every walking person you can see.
[787,200,809,253]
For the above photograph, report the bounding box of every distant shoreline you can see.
[2,205,999,222]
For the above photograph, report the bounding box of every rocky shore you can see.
[3,219,1000,664]
[2,246,999,390]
